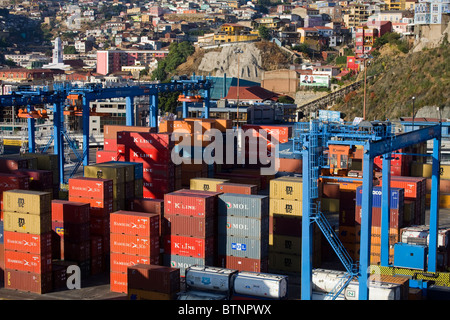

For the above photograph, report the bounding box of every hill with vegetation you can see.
[332,36,450,121]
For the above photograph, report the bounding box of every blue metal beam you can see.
[126,96,134,126]
[429,137,441,272]
[27,105,35,153]
[381,152,391,267]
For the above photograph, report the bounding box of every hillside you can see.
[332,41,450,121]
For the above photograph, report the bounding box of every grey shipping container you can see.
[217,215,269,238]
[218,193,269,218]
[163,254,214,277]
[218,235,269,259]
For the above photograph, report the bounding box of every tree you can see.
[258,25,271,40]
[63,45,77,54]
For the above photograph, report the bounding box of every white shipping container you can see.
[232,271,288,299]
[185,266,238,294]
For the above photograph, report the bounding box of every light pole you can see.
[412,96,415,131]
[360,54,372,120]
[235,48,243,128]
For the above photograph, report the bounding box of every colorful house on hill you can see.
[213,23,259,44]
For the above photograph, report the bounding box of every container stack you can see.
[411,162,450,209]
[374,149,412,177]
[50,200,92,284]
[68,177,114,275]
[162,191,216,276]
[217,193,269,273]
[337,188,359,263]
[268,177,318,274]
[13,169,53,195]
[355,186,405,264]
[0,173,29,212]
[116,131,175,199]
[127,264,180,300]
[109,210,160,293]
[3,190,53,294]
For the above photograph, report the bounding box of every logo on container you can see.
[18,218,25,229]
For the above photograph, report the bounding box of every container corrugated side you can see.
[110,211,159,237]
[218,236,269,259]
[356,186,404,210]
[4,211,52,234]
[163,214,215,238]
[84,165,125,184]
[269,199,302,217]
[163,234,215,258]
[218,255,269,273]
[218,215,269,238]
[3,190,52,215]
[127,264,180,294]
[269,177,303,201]
[3,231,52,255]
[190,178,230,192]
[216,183,258,195]
[4,250,52,273]
[164,192,215,218]
[163,254,214,277]
[68,177,114,199]
[5,269,52,294]
[109,252,156,273]
[218,193,269,218]
[51,200,90,223]
[110,233,160,257]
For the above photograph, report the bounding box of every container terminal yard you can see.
[0,78,449,302]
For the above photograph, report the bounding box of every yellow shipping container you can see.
[269,199,302,217]
[268,252,302,273]
[3,211,52,234]
[269,177,302,201]
[411,162,450,179]
[84,164,125,184]
[3,190,52,215]
[426,193,450,208]
[128,288,177,300]
[320,198,340,213]
[271,234,302,254]
[20,153,59,184]
[190,178,229,192]
[98,162,135,183]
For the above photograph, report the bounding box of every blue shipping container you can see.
[356,186,404,209]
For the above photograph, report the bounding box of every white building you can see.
[415,0,450,24]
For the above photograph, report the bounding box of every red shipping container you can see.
[164,193,215,218]
[4,250,52,274]
[216,183,258,195]
[143,178,174,192]
[0,158,28,172]
[51,221,90,242]
[103,138,117,151]
[91,235,104,256]
[128,198,164,215]
[121,146,171,163]
[355,205,403,229]
[241,124,291,144]
[3,231,52,255]
[13,169,53,189]
[0,173,29,192]
[379,176,425,199]
[110,252,157,273]
[62,240,91,261]
[163,234,215,258]
[110,233,159,256]
[68,177,114,200]
[163,214,215,238]
[127,264,180,293]
[51,200,90,223]
[110,271,128,293]
[68,196,113,211]
[143,188,166,200]
[110,211,159,237]
[96,150,119,163]
[218,255,268,273]
[117,131,174,150]
[5,269,52,294]
[91,254,107,275]
[90,215,110,236]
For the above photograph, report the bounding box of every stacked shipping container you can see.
[217,193,269,273]
[109,210,160,293]
[3,190,53,294]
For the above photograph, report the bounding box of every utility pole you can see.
[235,48,243,128]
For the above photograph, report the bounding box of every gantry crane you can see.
[293,116,443,300]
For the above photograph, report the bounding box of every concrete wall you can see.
[261,69,299,96]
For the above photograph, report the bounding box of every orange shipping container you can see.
[109,252,157,273]
[3,231,52,255]
[4,250,52,274]
[110,271,128,293]
[110,211,159,237]
[110,233,159,257]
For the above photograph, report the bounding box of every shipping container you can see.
[103,124,156,140]
[356,186,404,210]
[84,164,125,185]
[61,240,91,261]
[163,254,214,277]
[4,250,52,273]
[128,198,164,215]
[110,211,159,237]
[68,177,114,200]
[0,157,28,172]
[3,190,52,215]
[163,214,215,238]
[5,269,52,294]
[355,205,403,229]
[127,264,180,294]
[110,271,128,293]
[3,231,52,255]
[270,177,303,201]
[164,192,216,218]
[218,193,269,218]
[4,211,52,234]
[379,176,425,199]
[269,199,302,217]
[218,236,269,259]
[190,178,230,192]
[270,234,302,255]
[13,169,53,190]
[163,234,215,258]
[411,162,450,179]
[52,221,90,243]
[400,225,449,248]
[51,200,90,224]
[68,196,113,212]
[218,215,269,238]
[110,233,159,257]
[109,252,157,273]
[216,183,258,195]
[271,215,302,237]
[218,255,269,273]
[0,173,29,192]
[232,271,288,300]
[128,288,178,300]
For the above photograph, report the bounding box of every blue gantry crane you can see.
[0,77,212,185]
[293,116,443,300]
